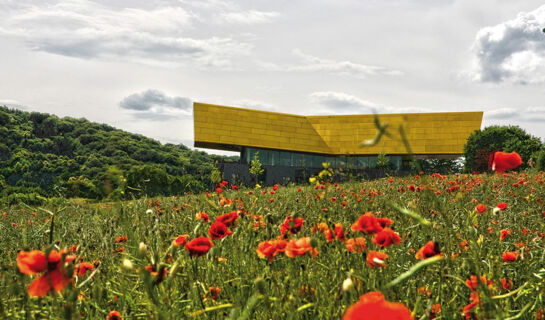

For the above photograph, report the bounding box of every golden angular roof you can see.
[193,102,483,155]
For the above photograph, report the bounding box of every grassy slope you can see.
[1,172,545,319]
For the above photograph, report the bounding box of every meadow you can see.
[1,171,544,319]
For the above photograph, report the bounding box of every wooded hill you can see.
[0,106,237,204]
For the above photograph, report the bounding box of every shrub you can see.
[463,125,542,172]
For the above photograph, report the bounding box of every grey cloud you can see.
[1,1,251,68]
[0,99,28,110]
[119,90,192,121]
[484,106,545,121]
[484,107,519,119]
[470,4,545,84]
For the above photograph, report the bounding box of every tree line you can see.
[0,106,237,204]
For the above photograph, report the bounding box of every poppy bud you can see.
[122,259,133,271]
[310,238,318,249]
[342,278,354,292]
[254,277,266,294]
[138,242,148,257]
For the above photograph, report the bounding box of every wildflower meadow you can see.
[1,166,545,319]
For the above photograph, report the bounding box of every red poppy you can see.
[256,239,287,261]
[429,304,441,320]
[17,249,76,297]
[376,217,394,228]
[115,235,127,243]
[351,212,383,235]
[185,237,213,257]
[414,241,442,260]
[502,251,518,262]
[173,234,189,247]
[196,212,209,223]
[106,310,122,320]
[208,221,233,240]
[279,216,304,236]
[499,229,511,241]
[285,237,318,258]
[366,251,388,268]
[488,151,523,173]
[75,262,94,277]
[372,228,401,247]
[475,204,487,213]
[496,202,508,211]
[500,278,513,291]
[465,275,492,291]
[216,211,239,227]
[343,291,413,320]
[345,238,366,253]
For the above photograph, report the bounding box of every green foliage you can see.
[249,152,264,185]
[1,172,544,318]
[0,106,238,201]
[463,125,542,172]
[376,152,390,168]
[536,149,545,171]
[210,162,222,185]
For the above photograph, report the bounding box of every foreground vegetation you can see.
[1,170,544,319]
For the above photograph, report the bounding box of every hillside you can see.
[0,106,237,203]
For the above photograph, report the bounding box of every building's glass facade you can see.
[242,147,403,170]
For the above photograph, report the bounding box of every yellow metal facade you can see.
[193,102,483,155]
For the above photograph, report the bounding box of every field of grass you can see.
[1,171,545,319]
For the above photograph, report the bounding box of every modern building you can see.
[193,102,483,184]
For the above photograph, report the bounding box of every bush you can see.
[536,149,545,171]
[463,125,542,172]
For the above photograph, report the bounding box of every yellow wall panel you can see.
[194,102,483,155]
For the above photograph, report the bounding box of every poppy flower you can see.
[366,251,388,268]
[285,237,318,258]
[279,216,304,236]
[502,251,518,262]
[351,212,383,235]
[215,211,239,227]
[465,275,492,291]
[75,262,94,277]
[499,229,511,241]
[17,249,76,297]
[345,238,366,253]
[196,212,209,223]
[343,291,413,320]
[185,237,213,257]
[106,310,122,320]
[414,241,442,260]
[372,228,401,247]
[256,239,287,261]
[488,151,523,173]
[500,278,513,291]
[204,286,221,301]
[376,217,394,228]
[208,221,233,240]
[496,202,508,211]
[475,204,487,213]
[429,304,441,320]
[115,235,127,243]
[172,234,189,247]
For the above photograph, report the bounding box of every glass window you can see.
[356,156,368,168]
[292,153,302,167]
[269,150,279,166]
[368,156,378,167]
[279,151,291,166]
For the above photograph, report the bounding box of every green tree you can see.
[463,125,542,172]
[210,162,222,185]
[249,152,264,186]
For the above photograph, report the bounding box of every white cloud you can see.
[259,49,403,79]
[470,4,545,84]
[221,10,279,24]
[484,106,545,121]
[309,91,430,115]
[485,107,518,119]
[119,89,192,120]
[0,99,27,110]
[0,0,252,68]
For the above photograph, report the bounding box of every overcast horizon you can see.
[1,0,545,156]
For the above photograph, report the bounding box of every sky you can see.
[1,0,544,156]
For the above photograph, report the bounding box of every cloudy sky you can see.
[1,0,544,155]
